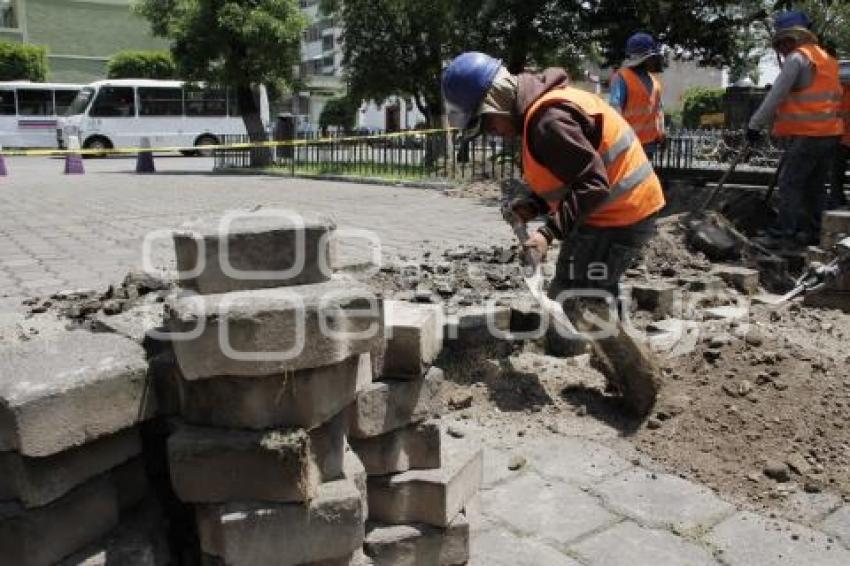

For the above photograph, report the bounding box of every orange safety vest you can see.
[616,68,663,145]
[840,85,850,146]
[773,44,843,138]
[522,87,665,228]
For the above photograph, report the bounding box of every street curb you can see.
[212,167,455,191]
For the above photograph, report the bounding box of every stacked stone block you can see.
[351,300,483,565]
[167,213,382,565]
[806,210,850,310]
[0,331,165,565]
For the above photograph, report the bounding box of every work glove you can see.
[521,232,549,271]
[745,128,762,145]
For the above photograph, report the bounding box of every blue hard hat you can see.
[775,10,812,31]
[626,33,657,57]
[442,52,502,129]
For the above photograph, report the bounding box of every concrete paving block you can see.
[350,421,441,475]
[167,279,383,379]
[382,301,443,379]
[58,498,169,566]
[303,549,374,566]
[591,467,735,531]
[179,353,370,430]
[711,265,761,295]
[0,428,140,508]
[169,411,346,503]
[91,304,167,353]
[173,213,336,294]
[0,331,153,457]
[470,528,582,566]
[708,511,850,566]
[0,475,120,566]
[524,436,633,487]
[482,472,616,547]
[629,282,678,315]
[197,475,365,566]
[344,445,368,519]
[367,438,482,528]
[349,368,443,439]
[571,520,718,566]
[821,505,850,548]
[365,513,469,566]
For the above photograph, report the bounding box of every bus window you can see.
[18,89,54,116]
[90,86,136,118]
[185,88,226,117]
[227,88,240,117]
[139,87,183,116]
[67,87,94,115]
[55,90,78,116]
[0,89,14,115]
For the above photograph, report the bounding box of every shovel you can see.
[507,216,660,418]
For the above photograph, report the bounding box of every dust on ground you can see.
[376,185,850,520]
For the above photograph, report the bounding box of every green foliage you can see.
[107,50,176,79]
[681,87,725,128]
[134,0,306,87]
[792,0,850,58]
[0,42,48,81]
[585,1,768,67]
[319,96,359,131]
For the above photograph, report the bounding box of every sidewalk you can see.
[464,427,850,566]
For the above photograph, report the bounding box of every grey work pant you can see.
[772,136,839,239]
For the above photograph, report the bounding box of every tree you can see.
[789,0,850,57]
[135,0,306,165]
[0,42,47,81]
[319,96,359,132]
[585,1,768,68]
[107,50,176,79]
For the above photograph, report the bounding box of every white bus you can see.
[58,79,269,154]
[0,82,82,148]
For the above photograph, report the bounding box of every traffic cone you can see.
[0,145,7,177]
[64,135,84,174]
[135,136,155,174]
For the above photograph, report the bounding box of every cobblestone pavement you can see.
[2,157,849,564]
[0,156,509,298]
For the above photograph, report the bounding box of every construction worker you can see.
[442,52,665,318]
[748,10,843,249]
[609,33,665,157]
[829,62,850,209]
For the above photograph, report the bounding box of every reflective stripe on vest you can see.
[773,44,843,137]
[841,86,850,146]
[521,86,665,228]
[617,68,663,145]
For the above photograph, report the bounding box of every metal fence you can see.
[214,129,519,182]
[213,128,778,182]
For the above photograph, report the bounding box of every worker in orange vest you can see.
[442,52,665,313]
[609,33,665,157]
[748,11,843,249]
[829,65,850,208]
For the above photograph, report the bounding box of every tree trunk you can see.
[237,85,271,168]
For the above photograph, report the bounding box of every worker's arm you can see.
[527,104,611,242]
[748,52,811,131]
[609,74,628,113]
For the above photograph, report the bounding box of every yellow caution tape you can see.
[0,127,458,157]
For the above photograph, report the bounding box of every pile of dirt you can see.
[421,214,850,517]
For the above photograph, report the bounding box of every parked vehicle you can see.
[0,81,82,148]
[58,79,269,155]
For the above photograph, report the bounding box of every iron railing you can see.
[214,128,779,182]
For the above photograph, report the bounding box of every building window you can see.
[0,0,16,29]
[299,0,318,8]
[322,35,334,52]
[300,59,324,77]
[322,55,335,75]
[303,23,321,43]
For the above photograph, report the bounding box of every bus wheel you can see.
[83,136,112,158]
[191,134,219,157]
